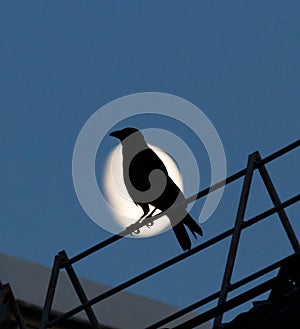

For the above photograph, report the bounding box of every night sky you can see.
[1,1,299,324]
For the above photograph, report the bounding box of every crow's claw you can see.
[146,221,154,228]
[126,224,140,235]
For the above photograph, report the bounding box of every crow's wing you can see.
[128,148,168,194]
[127,147,186,212]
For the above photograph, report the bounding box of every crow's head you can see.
[109,127,143,142]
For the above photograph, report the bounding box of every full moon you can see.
[103,144,183,237]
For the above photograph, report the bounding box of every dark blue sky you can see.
[1,1,299,323]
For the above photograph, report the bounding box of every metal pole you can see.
[256,152,300,252]
[39,255,61,329]
[213,152,257,328]
[58,250,101,329]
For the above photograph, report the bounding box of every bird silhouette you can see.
[109,127,203,251]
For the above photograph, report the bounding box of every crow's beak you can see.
[109,130,120,139]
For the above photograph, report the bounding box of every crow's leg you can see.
[139,203,150,220]
[145,208,162,228]
[137,203,151,223]
[129,203,150,234]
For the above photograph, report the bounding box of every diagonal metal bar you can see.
[39,255,61,329]
[213,152,257,328]
[258,139,300,166]
[256,152,300,252]
[47,194,300,328]
[58,250,101,329]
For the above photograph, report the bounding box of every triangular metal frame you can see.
[39,252,101,329]
[213,151,300,328]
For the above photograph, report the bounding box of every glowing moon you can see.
[103,144,183,237]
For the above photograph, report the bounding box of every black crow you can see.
[109,127,203,251]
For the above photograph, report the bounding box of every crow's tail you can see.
[171,212,203,251]
[172,222,191,251]
[183,213,203,239]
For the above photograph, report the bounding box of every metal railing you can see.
[23,140,300,329]
[0,282,27,329]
